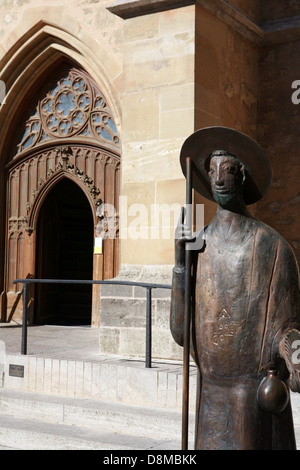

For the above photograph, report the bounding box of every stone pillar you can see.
[101,1,196,359]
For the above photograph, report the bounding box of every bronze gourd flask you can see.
[257,369,289,414]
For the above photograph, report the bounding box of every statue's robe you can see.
[171,216,300,450]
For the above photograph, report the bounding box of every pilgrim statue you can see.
[170,127,300,450]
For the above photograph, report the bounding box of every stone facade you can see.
[0,1,299,361]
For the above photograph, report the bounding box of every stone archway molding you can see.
[26,147,104,236]
[0,8,122,162]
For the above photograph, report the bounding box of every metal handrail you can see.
[13,278,172,367]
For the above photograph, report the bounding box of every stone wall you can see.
[119,5,195,266]
[256,40,300,266]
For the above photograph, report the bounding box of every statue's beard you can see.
[212,190,244,208]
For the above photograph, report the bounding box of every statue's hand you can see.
[174,207,195,269]
[279,329,300,393]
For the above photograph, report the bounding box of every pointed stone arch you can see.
[27,169,99,234]
[0,15,121,324]
[0,17,122,161]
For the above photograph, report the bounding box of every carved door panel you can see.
[5,145,120,325]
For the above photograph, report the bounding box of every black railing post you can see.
[145,287,152,368]
[21,282,28,355]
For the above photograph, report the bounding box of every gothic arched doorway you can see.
[2,64,120,326]
[35,178,94,325]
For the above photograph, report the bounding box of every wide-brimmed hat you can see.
[180,126,272,205]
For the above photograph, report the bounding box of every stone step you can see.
[0,415,180,450]
[3,353,198,412]
[0,388,195,450]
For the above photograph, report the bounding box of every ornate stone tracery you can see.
[17,68,120,154]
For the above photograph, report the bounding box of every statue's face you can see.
[208,155,244,207]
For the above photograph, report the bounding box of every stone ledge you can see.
[110,263,173,284]
[107,0,194,19]
[3,353,195,410]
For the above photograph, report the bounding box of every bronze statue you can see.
[171,127,300,450]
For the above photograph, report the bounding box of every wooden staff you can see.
[181,156,193,450]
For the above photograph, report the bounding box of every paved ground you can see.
[0,323,188,451]
[0,323,100,361]
[1,323,300,450]
[0,322,185,373]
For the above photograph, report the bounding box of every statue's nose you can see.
[215,174,224,186]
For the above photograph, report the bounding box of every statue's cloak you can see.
[171,217,300,450]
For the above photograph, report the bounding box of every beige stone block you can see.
[116,263,172,285]
[83,362,92,397]
[121,179,155,213]
[124,32,194,64]
[28,356,37,391]
[157,370,168,407]
[99,362,110,401]
[148,210,180,246]
[156,178,186,206]
[67,360,76,397]
[189,374,197,413]
[59,359,68,396]
[108,364,118,401]
[99,328,120,356]
[51,359,60,394]
[160,82,194,112]
[44,358,52,394]
[75,361,84,397]
[91,362,101,399]
[166,372,178,409]
[121,138,186,184]
[119,327,145,358]
[21,6,67,33]
[159,5,195,35]
[77,26,122,83]
[100,298,147,328]
[160,107,194,139]
[121,90,159,141]
[126,366,158,406]
[117,364,127,402]
[123,54,194,92]
[121,237,174,265]
[120,181,155,244]
[152,328,171,358]
[35,357,44,393]
[154,299,171,329]
[152,179,185,243]
[124,14,159,41]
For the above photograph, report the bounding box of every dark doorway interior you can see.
[35,178,93,325]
